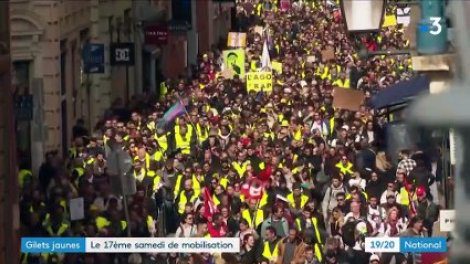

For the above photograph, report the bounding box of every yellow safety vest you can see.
[44,222,69,237]
[152,150,164,162]
[232,161,250,177]
[345,191,369,201]
[147,170,156,178]
[262,240,279,262]
[68,147,77,159]
[133,153,151,170]
[174,174,201,197]
[287,193,309,209]
[147,215,154,232]
[295,217,323,244]
[147,121,156,132]
[18,169,32,188]
[314,243,323,262]
[220,177,229,190]
[259,192,269,208]
[29,202,46,213]
[329,118,335,136]
[155,133,169,151]
[196,124,208,143]
[96,216,111,230]
[399,186,416,206]
[332,78,351,88]
[241,209,264,228]
[160,82,168,99]
[73,167,84,186]
[213,194,221,206]
[335,162,354,175]
[174,125,192,154]
[133,168,147,182]
[178,189,200,214]
[151,175,162,191]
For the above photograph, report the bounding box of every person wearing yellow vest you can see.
[174,123,194,155]
[132,160,147,183]
[287,183,310,213]
[176,179,200,214]
[159,80,169,100]
[335,156,354,176]
[295,207,324,246]
[196,119,209,144]
[135,147,151,170]
[155,127,169,152]
[107,210,128,236]
[242,198,265,229]
[42,205,71,237]
[332,73,351,88]
[261,226,280,264]
[232,154,250,178]
[18,168,32,189]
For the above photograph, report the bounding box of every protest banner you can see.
[246,72,273,93]
[227,32,247,48]
[223,49,245,78]
[272,61,282,74]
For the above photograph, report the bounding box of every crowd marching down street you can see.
[19,0,446,263]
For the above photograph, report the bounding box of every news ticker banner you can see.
[22,237,240,254]
[365,237,447,253]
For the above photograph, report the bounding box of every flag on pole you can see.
[261,40,272,71]
[157,100,186,129]
[203,187,218,219]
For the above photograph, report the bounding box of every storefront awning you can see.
[370,75,430,110]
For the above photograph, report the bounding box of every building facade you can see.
[0,1,20,263]
[10,0,134,172]
[9,0,233,172]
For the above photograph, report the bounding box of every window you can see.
[171,0,192,27]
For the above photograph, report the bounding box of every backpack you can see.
[341,218,372,247]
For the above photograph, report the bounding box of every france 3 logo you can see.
[418,17,443,36]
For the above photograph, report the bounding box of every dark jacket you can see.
[365,179,385,200]
[409,166,435,189]
[355,148,376,173]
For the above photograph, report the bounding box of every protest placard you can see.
[332,87,365,112]
[321,47,335,62]
[272,61,282,74]
[227,32,247,48]
[70,197,85,221]
[246,72,273,93]
[223,49,245,78]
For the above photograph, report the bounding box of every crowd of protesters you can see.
[18,0,447,263]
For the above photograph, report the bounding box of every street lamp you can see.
[340,0,409,57]
[340,0,386,32]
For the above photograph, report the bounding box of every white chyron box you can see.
[365,237,400,253]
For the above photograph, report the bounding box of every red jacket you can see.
[208,222,227,237]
